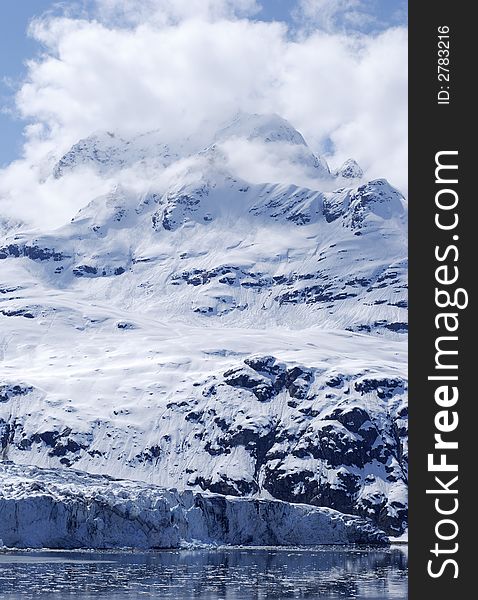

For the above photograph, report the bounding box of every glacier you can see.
[0,113,407,546]
[0,463,387,548]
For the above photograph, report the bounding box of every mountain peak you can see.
[53,129,181,178]
[52,113,335,182]
[333,158,364,180]
[214,113,307,146]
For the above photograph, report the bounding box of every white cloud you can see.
[276,27,407,186]
[294,0,374,32]
[0,0,407,228]
[0,161,110,230]
[293,0,407,33]
[219,138,329,189]
[91,0,261,25]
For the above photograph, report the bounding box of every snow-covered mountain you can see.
[0,114,407,544]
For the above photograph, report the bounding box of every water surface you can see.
[0,546,407,599]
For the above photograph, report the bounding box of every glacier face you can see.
[0,113,407,543]
[0,463,388,549]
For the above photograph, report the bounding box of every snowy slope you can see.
[1,172,407,333]
[0,114,407,541]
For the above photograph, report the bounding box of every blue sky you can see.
[0,1,65,166]
[0,1,407,168]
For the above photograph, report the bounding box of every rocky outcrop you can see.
[333,158,364,180]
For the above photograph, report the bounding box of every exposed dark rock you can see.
[223,366,275,402]
[354,378,404,399]
[194,475,257,496]
[0,384,34,403]
[73,265,98,277]
[134,445,161,464]
[116,321,136,330]
[224,357,313,403]
[0,244,69,262]
[0,309,36,319]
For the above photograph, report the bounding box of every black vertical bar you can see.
[409,1,473,597]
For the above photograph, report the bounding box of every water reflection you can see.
[0,546,407,599]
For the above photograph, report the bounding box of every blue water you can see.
[0,546,407,599]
